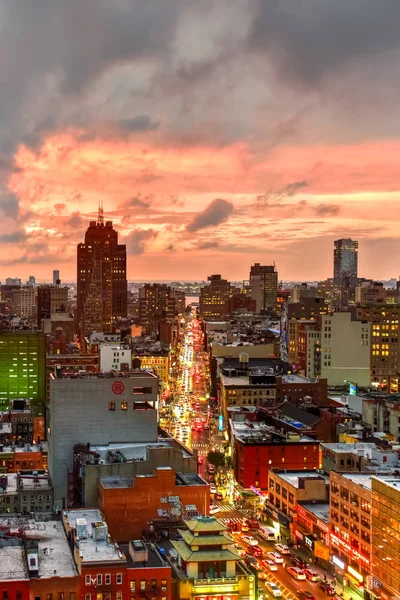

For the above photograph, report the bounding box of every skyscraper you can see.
[249,263,278,313]
[52,270,60,286]
[77,203,127,338]
[333,238,358,287]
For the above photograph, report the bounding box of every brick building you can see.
[230,418,320,491]
[121,540,172,600]
[98,467,209,542]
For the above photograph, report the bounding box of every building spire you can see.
[97,199,104,225]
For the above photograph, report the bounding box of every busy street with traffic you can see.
[160,311,342,600]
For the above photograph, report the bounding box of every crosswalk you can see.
[217,515,242,524]
[213,502,235,512]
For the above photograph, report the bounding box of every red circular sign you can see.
[112,381,125,394]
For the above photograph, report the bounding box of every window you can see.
[85,596,91,600]
[116,594,122,600]
[97,574,102,585]
[108,402,115,411]
[130,582,136,592]
[120,402,128,411]
[140,581,146,591]
[117,573,123,584]
[105,574,111,585]
[46,595,53,600]
[85,575,91,586]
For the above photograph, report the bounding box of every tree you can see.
[207,450,225,468]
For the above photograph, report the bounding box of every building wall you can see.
[372,477,400,597]
[100,345,132,372]
[0,580,29,600]
[81,565,126,600]
[125,565,171,600]
[83,445,197,507]
[330,472,371,579]
[0,332,46,413]
[48,375,159,506]
[234,441,320,490]
[98,468,209,542]
[275,377,328,406]
[29,575,81,600]
[320,313,371,387]
[269,472,328,518]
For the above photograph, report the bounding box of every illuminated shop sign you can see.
[332,555,345,570]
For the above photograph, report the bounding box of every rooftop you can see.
[50,370,158,380]
[298,503,330,524]
[271,470,329,488]
[100,469,206,490]
[171,540,240,563]
[0,515,77,579]
[230,419,316,445]
[0,546,27,582]
[184,517,228,533]
[86,440,193,464]
[63,509,126,565]
[0,442,48,454]
[339,473,373,490]
[121,542,168,569]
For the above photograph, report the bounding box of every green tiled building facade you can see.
[0,332,46,413]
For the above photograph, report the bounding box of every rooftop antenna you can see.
[97,199,104,225]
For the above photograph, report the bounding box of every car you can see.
[245,556,259,569]
[228,520,241,533]
[266,582,282,597]
[290,556,308,569]
[304,569,320,582]
[266,551,284,564]
[297,592,316,600]
[242,535,258,546]
[263,559,278,571]
[287,566,306,580]
[275,543,291,555]
[247,544,263,557]
[318,581,336,596]
[215,491,223,500]
[241,522,249,533]
[258,570,268,580]
[233,543,245,557]
[209,485,216,494]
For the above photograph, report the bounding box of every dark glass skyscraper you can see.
[77,206,127,338]
[333,238,358,287]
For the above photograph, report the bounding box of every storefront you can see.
[264,501,291,541]
[330,554,367,599]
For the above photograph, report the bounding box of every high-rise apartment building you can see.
[333,238,358,287]
[249,263,278,313]
[371,475,400,599]
[0,331,46,413]
[199,274,237,321]
[77,206,127,338]
[139,283,176,332]
[12,286,36,318]
[355,304,400,391]
[37,285,69,327]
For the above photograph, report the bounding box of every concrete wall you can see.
[320,313,371,387]
[49,374,159,506]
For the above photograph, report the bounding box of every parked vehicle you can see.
[242,535,258,546]
[318,581,336,596]
[263,559,278,571]
[247,544,263,557]
[304,569,320,582]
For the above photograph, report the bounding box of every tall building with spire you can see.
[77,203,127,338]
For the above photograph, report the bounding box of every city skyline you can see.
[1,2,400,280]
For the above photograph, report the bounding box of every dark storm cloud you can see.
[248,1,400,86]
[0,230,27,243]
[0,192,20,219]
[65,211,84,228]
[119,116,159,132]
[187,199,234,233]
[314,203,340,216]
[125,229,158,255]
[198,241,220,250]
[128,197,151,209]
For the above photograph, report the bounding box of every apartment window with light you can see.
[130,582,136,592]
[85,595,91,600]
[140,581,146,591]
[108,402,115,411]
[120,402,128,410]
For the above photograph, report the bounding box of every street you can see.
[162,311,335,600]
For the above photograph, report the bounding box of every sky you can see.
[1,0,400,282]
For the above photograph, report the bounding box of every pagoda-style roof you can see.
[179,529,234,547]
[171,540,240,563]
[184,517,228,533]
